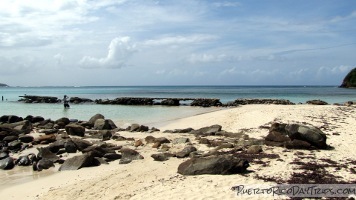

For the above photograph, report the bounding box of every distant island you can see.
[0,83,9,87]
[340,68,356,88]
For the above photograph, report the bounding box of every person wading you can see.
[63,95,70,108]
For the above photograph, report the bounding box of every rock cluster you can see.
[96,97,155,105]
[0,113,145,171]
[18,95,303,107]
[306,99,328,105]
[265,122,328,149]
[1,112,333,179]
[18,95,60,103]
[227,98,295,106]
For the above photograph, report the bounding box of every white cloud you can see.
[187,53,228,63]
[144,35,217,46]
[54,53,64,65]
[80,37,136,69]
[212,1,241,7]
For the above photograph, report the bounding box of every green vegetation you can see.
[340,68,356,88]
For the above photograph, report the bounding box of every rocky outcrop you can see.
[340,68,356,88]
[265,122,328,149]
[191,99,222,107]
[69,97,94,104]
[177,155,249,175]
[18,95,60,103]
[228,98,295,105]
[306,99,328,105]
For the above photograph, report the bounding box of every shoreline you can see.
[1,104,355,199]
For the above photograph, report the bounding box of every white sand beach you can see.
[1,104,355,200]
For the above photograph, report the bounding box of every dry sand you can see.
[1,104,355,199]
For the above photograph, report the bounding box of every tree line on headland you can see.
[340,68,356,88]
[0,83,9,87]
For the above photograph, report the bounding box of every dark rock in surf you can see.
[306,99,328,105]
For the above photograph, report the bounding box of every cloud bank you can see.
[80,37,135,69]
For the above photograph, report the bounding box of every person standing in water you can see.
[63,95,70,108]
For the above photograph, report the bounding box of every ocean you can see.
[0,86,355,126]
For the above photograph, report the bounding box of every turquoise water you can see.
[0,86,355,125]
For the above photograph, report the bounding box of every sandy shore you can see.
[1,104,355,199]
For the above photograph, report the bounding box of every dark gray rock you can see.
[173,138,190,144]
[246,145,263,154]
[81,146,107,157]
[89,114,105,124]
[191,125,222,136]
[163,128,194,133]
[103,153,122,161]
[306,99,328,105]
[285,139,313,149]
[64,140,78,153]
[154,137,170,144]
[265,131,291,142]
[0,157,15,170]
[0,151,9,159]
[59,154,94,171]
[87,130,113,141]
[55,117,70,128]
[93,119,117,130]
[145,136,156,143]
[177,155,249,175]
[16,155,33,166]
[34,159,55,171]
[151,153,172,161]
[285,124,327,149]
[65,124,85,137]
[37,147,59,162]
[120,148,144,164]
[71,138,92,151]
[265,122,328,149]
[176,145,197,158]
[3,135,18,142]
[18,135,34,143]
[8,140,22,151]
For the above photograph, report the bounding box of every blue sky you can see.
[0,0,355,86]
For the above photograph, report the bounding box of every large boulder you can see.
[191,125,222,136]
[55,117,70,128]
[285,124,327,149]
[177,155,249,175]
[0,157,15,170]
[65,124,85,137]
[37,147,60,162]
[33,159,55,171]
[93,119,117,130]
[59,154,94,171]
[89,114,105,125]
[119,148,144,164]
[71,138,92,151]
[265,122,328,149]
[0,120,32,134]
[176,145,197,158]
